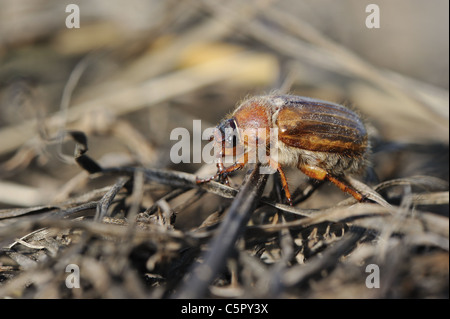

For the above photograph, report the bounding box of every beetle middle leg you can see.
[298,164,365,201]
[269,159,293,205]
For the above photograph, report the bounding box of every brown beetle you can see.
[197,94,370,205]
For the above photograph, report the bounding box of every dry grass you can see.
[0,0,448,299]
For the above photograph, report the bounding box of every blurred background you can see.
[0,0,448,206]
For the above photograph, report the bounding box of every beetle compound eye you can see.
[228,119,237,130]
[223,125,238,149]
[217,118,240,149]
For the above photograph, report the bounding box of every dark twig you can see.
[95,177,129,221]
[281,229,364,288]
[172,165,268,298]
[292,179,325,205]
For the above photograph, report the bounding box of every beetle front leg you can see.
[196,161,228,184]
[216,160,230,185]
[196,153,248,185]
[216,152,248,180]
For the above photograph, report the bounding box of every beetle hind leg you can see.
[298,164,365,202]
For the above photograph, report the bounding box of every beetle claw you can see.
[217,171,230,185]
